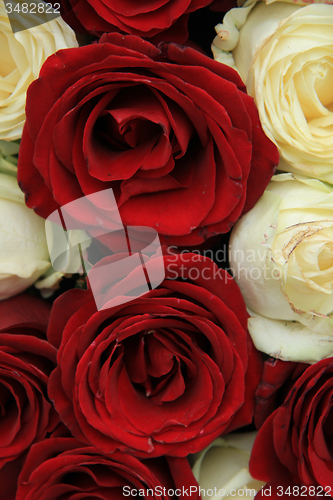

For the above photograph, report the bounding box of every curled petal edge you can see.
[248,309,333,364]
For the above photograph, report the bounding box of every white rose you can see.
[192,432,265,500]
[0,0,77,140]
[35,229,90,298]
[229,173,333,363]
[212,2,333,183]
[0,172,51,299]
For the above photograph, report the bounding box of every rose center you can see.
[95,113,161,151]
[293,227,333,284]
[313,61,333,108]
[122,330,191,404]
[318,241,333,271]
[281,226,333,315]
[0,383,12,417]
[295,60,333,120]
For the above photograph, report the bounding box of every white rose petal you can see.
[212,2,333,182]
[248,310,333,363]
[192,433,265,500]
[0,0,77,140]
[0,172,51,299]
[229,173,333,363]
[35,229,90,297]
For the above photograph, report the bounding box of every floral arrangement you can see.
[0,0,332,498]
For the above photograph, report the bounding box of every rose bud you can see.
[212,2,333,182]
[229,173,333,363]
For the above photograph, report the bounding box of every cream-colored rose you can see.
[0,172,51,299]
[192,432,265,500]
[229,173,333,363]
[35,229,90,298]
[0,0,77,140]
[212,2,333,183]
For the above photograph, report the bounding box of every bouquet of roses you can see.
[0,0,332,497]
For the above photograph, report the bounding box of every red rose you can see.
[254,357,308,429]
[16,436,199,500]
[47,253,262,457]
[250,357,333,495]
[59,0,213,41]
[0,455,25,500]
[17,34,278,246]
[0,294,57,471]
